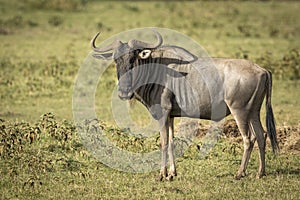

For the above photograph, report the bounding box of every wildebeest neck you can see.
[129,62,188,119]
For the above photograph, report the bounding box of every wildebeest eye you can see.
[138,49,152,59]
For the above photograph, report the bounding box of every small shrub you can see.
[235,48,249,59]
[0,15,39,34]
[256,49,300,80]
[281,49,300,80]
[48,16,63,27]
[38,113,76,147]
[0,119,41,159]
[124,4,140,13]
[26,0,87,11]
[5,15,24,27]
[28,20,39,27]
[269,27,279,37]
[237,24,260,38]
[0,28,10,35]
[0,15,24,33]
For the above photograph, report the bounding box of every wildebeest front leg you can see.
[156,112,169,181]
[166,117,176,181]
[156,88,174,181]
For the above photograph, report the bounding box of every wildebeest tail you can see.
[265,70,279,154]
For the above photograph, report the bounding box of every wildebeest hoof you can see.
[256,172,266,179]
[166,171,177,181]
[235,172,246,180]
[166,174,174,181]
[156,168,167,181]
[156,174,164,182]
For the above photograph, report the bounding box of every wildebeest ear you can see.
[155,46,197,62]
[92,53,113,60]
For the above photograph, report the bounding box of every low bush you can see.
[25,0,87,11]
[255,49,300,80]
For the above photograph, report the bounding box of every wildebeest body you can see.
[131,57,262,121]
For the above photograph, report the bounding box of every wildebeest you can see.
[90,30,279,181]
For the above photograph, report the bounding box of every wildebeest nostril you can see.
[118,86,132,93]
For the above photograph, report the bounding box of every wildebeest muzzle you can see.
[118,70,134,100]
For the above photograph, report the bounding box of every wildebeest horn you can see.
[91,32,121,52]
[128,30,163,49]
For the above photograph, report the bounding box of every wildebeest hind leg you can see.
[231,110,255,180]
[250,112,266,179]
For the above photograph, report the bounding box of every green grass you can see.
[1,115,299,200]
[0,0,299,199]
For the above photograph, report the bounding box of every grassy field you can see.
[0,0,299,199]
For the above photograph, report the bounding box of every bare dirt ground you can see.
[218,119,299,154]
[177,118,300,154]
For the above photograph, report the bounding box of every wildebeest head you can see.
[91,30,163,100]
